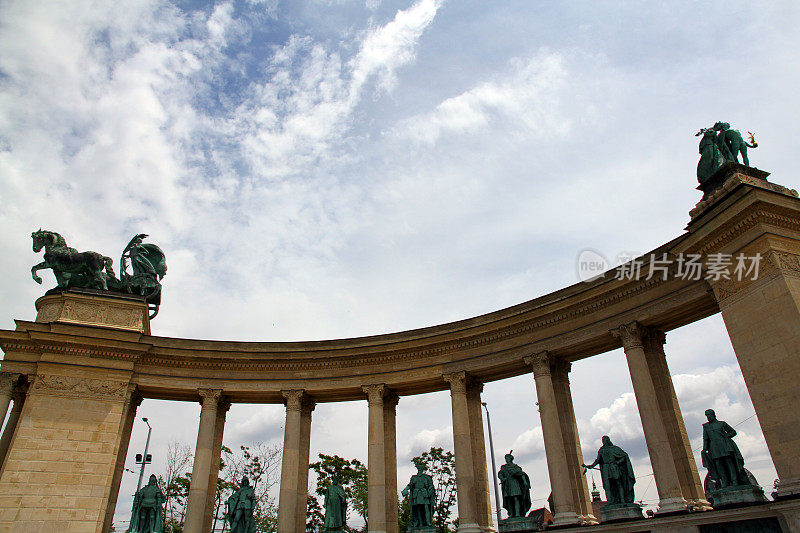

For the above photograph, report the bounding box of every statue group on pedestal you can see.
[30,230,167,318]
[696,121,757,183]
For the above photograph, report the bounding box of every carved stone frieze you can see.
[35,292,149,333]
[31,374,129,400]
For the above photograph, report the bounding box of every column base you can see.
[687,498,713,512]
[552,511,582,526]
[456,522,483,533]
[776,476,800,499]
[580,513,599,525]
[656,496,689,514]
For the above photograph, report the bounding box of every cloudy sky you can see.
[1,0,798,527]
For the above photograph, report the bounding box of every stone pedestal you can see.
[599,503,644,522]
[408,527,437,533]
[498,517,538,532]
[35,289,150,334]
[710,485,767,509]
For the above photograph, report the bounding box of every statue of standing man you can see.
[128,474,165,533]
[498,452,531,518]
[702,409,748,488]
[323,474,348,531]
[582,436,636,505]
[226,477,256,533]
[402,461,436,530]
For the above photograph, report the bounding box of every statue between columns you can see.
[128,474,165,533]
[498,451,531,519]
[323,473,348,532]
[701,409,766,506]
[402,461,436,531]
[226,476,257,533]
[582,436,643,521]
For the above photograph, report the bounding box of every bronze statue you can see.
[30,230,167,318]
[582,436,636,505]
[226,476,256,533]
[323,474,347,531]
[714,122,757,167]
[128,474,165,533]
[702,409,748,488]
[695,122,758,183]
[498,451,531,518]
[402,461,435,529]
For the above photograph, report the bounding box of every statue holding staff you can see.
[402,461,435,529]
[323,473,347,531]
[582,436,636,505]
[226,476,256,533]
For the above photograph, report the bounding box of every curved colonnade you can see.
[2,167,800,532]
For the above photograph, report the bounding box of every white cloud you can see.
[392,52,569,145]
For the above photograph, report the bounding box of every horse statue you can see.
[31,230,115,290]
[31,230,167,318]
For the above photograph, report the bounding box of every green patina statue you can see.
[402,461,435,530]
[695,122,757,183]
[498,451,531,518]
[702,409,748,488]
[582,436,636,505]
[323,474,347,531]
[226,477,257,533]
[128,474,165,533]
[31,230,167,318]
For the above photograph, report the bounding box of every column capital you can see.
[610,321,645,350]
[442,371,468,394]
[466,379,484,397]
[642,327,667,354]
[362,383,387,405]
[523,351,552,377]
[198,389,223,407]
[218,400,232,414]
[0,373,20,395]
[383,390,400,408]
[550,358,572,382]
[301,397,316,416]
[282,389,305,412]
[125,384,143,410]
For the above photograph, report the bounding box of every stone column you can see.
[296,397,316,533]
[707,238,800,498]
[550,360,597,524]
[0,386,26,469]
[202,400,231,533]
[443,371,481,533]
[641,329,710,511]
[523,353,581,526]
[102,385,142,533]
[611,322,688,513]
[465,381,492,530]
[0,374,19,429]
[363,384,388,533]
[279,390,305,533]
[184,388,223,533]
[384,392,399,533]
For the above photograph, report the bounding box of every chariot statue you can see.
[31,230,167,318]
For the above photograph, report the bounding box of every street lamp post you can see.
[135,417,152,492]
[482,402,502,528]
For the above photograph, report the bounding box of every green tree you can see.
[412,448,457,533]
[397,493,410,533]
[220,443,282,533]
[306,495,324,533]
[309,454,369,531]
